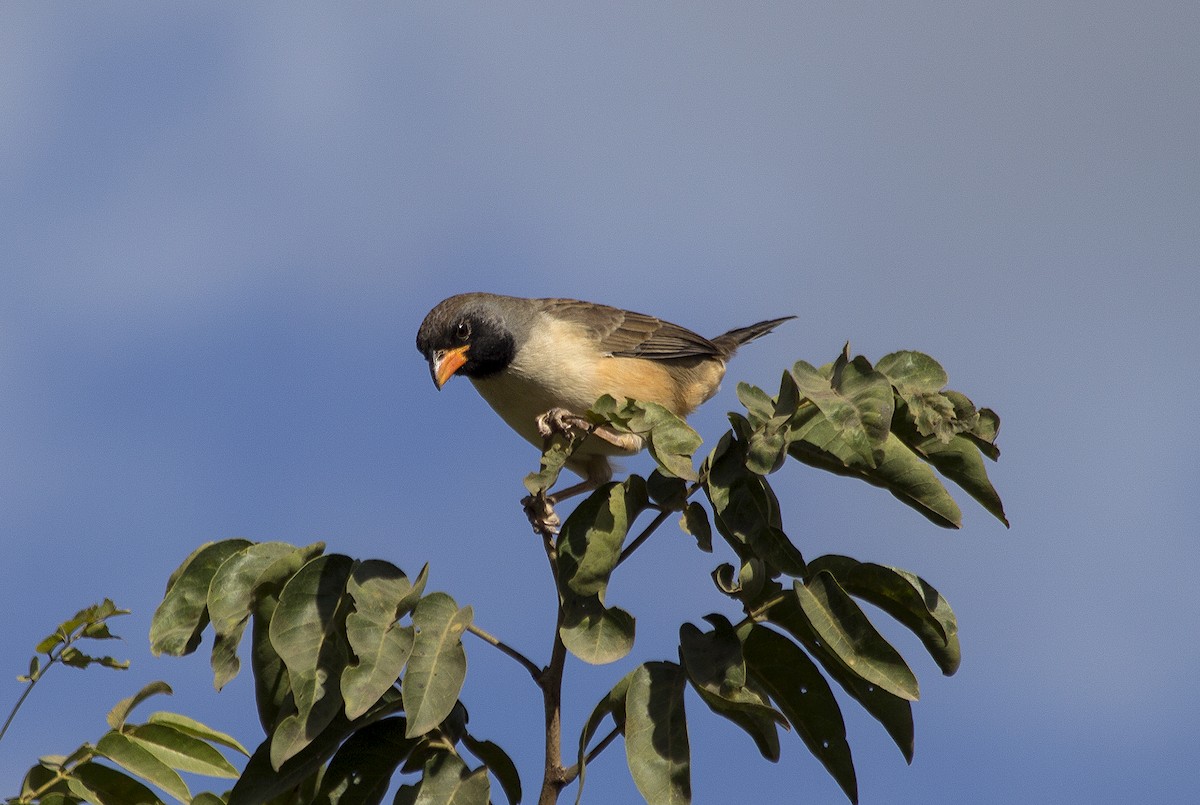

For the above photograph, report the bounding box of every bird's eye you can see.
[456,321,472,341]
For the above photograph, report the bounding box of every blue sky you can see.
[2,3,1197,803]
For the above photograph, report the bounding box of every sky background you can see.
[2,3,1197,803]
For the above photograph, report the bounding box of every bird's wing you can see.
[539,299,720,360]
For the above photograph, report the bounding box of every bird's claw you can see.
[522,492,561,536]
[536,408,593,440]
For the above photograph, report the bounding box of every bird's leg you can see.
[586,426,645,453]
[523,409,645,535]
[535,408,593,439]
[535,408,646,454]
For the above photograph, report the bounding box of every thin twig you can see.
[615,507,672,567]
[465,623,543,682]
[731,591,793,634]
[0,677,38,745]
[615,481,702,567]
[561,723,622,785]
[584,724,622,766]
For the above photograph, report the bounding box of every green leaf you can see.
[523,427,586,497]
[789,430,963,528]
[875,351,958,441]
[875,352,1007,524]
[251,592,291,737]
[701,433,784,564]
[793,574,919,701]
[559,595,635,665]
[557,479,648,598]
[147,711,248,756]
[38,599,130,654]
[81,622,119,640]
[248,544,328,733]
[314,717,415,805]
[22,653,40,682]
[625,662,690,805]
[678,617,746,692]
[408,753,490,805]
[807,555,961,675]
[575,670,634,805]
[208,541,305,691]
[57,648,130,671]
[95,731,191,802]
[40,795,81,805]
[127,722,240,779]
[790,348,893,469]
[679,502,712,553]
[766,595,914,763]
[193,795,227,805]
[738,377,800,474]
[269,553,356,768]
[461,734,522,805]
[107,681,173,731]
[151,539,253,657]
[743,625,858,803]
[646,470,688,510]
[230,689,402,805]
[970,406,1002,459]
[20,761,74,799]
[342,560,419,720]
[66,761,161,805]
[897,424,1009,527]
[402,593,471,737]
[679,618,786,762]
[736,382,775,423]
[747,527,806,578]
[589,396,702,481]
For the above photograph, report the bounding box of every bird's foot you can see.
[536,408,594,439]
[535,407,643,453]
[522,491,561,536]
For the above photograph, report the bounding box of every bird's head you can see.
[416,293,518,389]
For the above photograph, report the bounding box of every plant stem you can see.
[735,591,793,631]
[616,481,701,568]
[615,507,672,568]
[561,724,622,785]
[0,674,41,745]
[465,623,543,682]
[537,528,570,805]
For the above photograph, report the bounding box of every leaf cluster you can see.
[145,540,519,805]
[9,680,245,805]
[20,599,131,683]
[557,346,1003,803]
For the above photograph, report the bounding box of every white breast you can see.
[469,314,602,448]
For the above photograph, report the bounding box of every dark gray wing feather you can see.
[539,299,721,360]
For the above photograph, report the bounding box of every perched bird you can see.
[416,292,793,500]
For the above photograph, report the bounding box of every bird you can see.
[416,292,793,502]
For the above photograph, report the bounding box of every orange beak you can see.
[431,345,469,389]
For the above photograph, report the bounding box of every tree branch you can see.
[466,623,543,682]
[616,481,701,567]
[561,724,622,786]
[538,522,571,805]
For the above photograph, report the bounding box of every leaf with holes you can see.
[743,625,857,803]
[808,555,961,675]
[793,574,919,701]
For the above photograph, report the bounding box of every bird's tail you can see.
[711,316,796,356]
